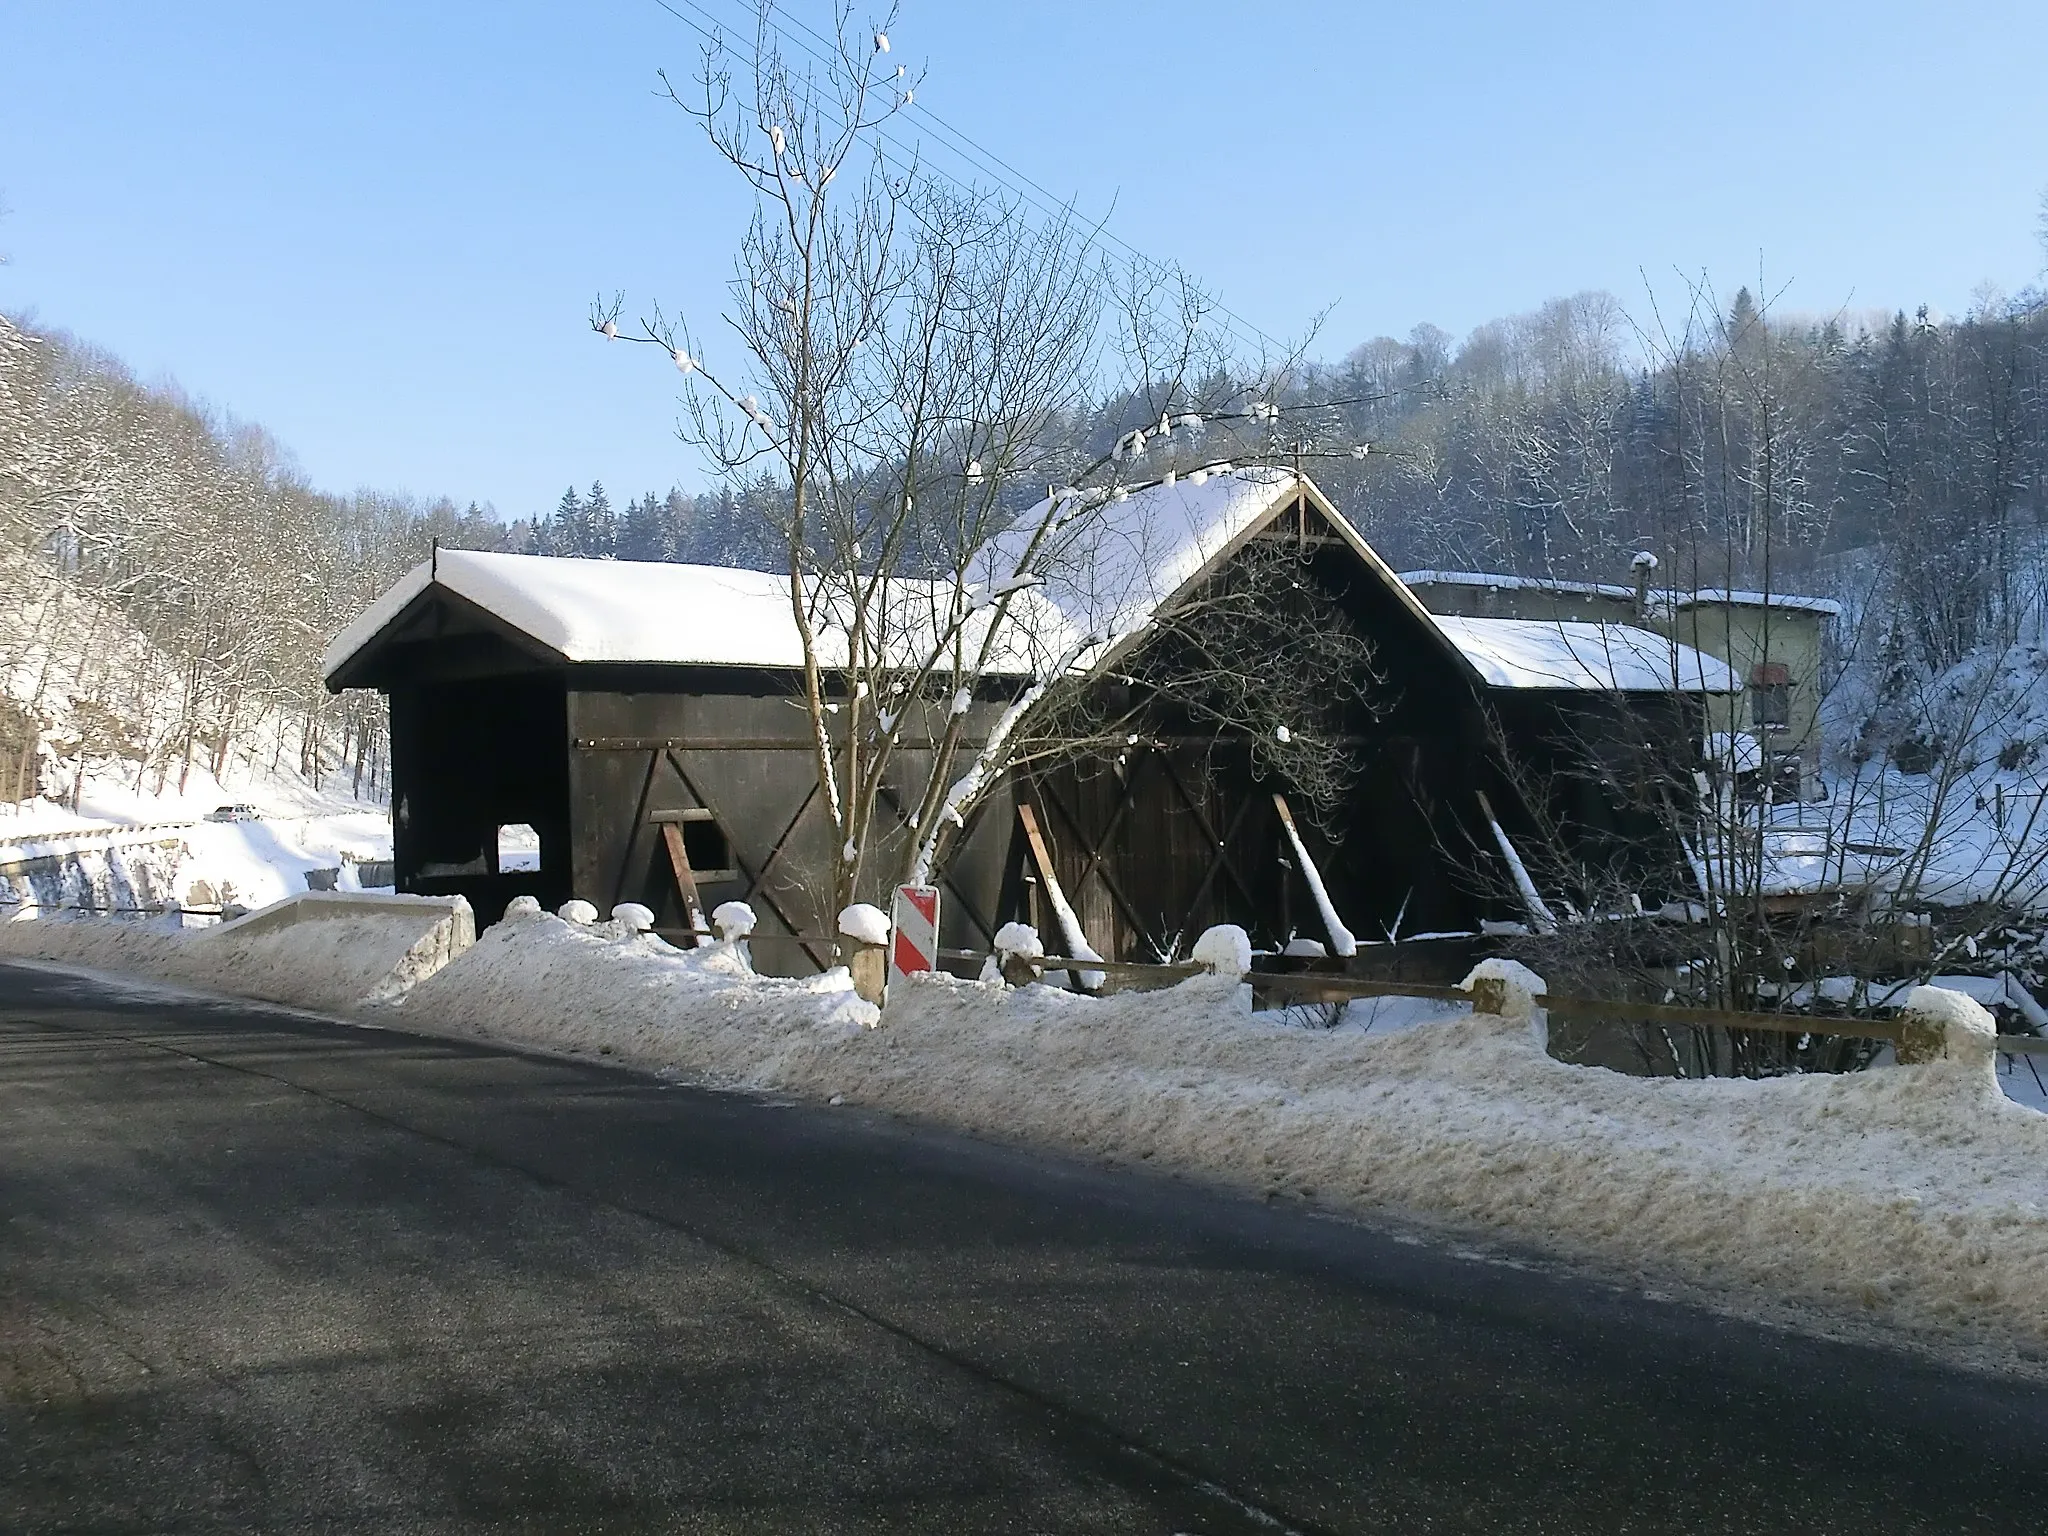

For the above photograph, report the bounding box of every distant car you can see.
[205,804,260,823]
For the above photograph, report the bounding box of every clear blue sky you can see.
[5,1,2045,519]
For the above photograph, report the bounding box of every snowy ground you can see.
[12,897,2040,1376]
[0,758,391,915]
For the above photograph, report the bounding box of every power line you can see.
[744,0,1285,352]
[646,0,1288,362]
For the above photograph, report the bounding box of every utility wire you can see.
[646,0,1288,362]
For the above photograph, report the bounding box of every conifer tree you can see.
[583,481,616,558]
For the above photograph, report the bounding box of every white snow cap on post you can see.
[711,901,757,942]
[1192,924,1252,979]
[1459,958,1549,1025]
[611,902,654,934]
[1897,985,1999,1083]
[558,899,599,925]
[838,903,890,948]
[504,895,544,921]
[993,921,1044,960]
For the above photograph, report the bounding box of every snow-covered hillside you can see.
[0,549,391,911]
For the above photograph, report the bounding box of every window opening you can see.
[496,823,542,872]
[1749,662,1791,731]
[650,808,737,880]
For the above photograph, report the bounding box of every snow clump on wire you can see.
[993,922,1044,960]
[838,903,891,947]
[711,901,757,941]
[1192,924,1252,978]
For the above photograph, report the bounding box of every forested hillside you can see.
[8,276,2048,807]
[529,286,2048,696]
[0,312,513,803]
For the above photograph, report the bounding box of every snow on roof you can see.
[322,549,1042,682]
[1669,588,1843,617]
[1398,570,1637,602]
[975,465,1305,670]
[1432,616,1741,693]
[1400,570,1841,619]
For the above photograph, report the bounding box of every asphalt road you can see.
[3,962,2046,1534]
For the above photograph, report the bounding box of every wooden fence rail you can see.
[650,932,2046,1050]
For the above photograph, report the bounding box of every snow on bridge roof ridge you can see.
[977,464,1305,670]
[320,549,1048,682]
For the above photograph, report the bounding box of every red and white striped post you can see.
[888,884,941,999]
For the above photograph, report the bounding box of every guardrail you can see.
[0,819,197,850]
[616,922,2048,1055]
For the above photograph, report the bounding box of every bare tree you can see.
[596,7,1296,928]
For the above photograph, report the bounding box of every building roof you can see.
[1666,588,1843,617]
[977,465,1454,675]
[1434,616,1741,693]
[1396,569,1637,602]
[1399,568,1841,618]
[320,550,1050,683]
[323,468,1736,698]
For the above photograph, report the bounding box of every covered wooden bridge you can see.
[323,468,1738,970]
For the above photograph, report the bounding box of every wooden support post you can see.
[1016,800,1102,993]
[661,822,707,947]
[847,943,887,1005]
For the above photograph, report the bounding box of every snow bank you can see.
[16,887,2048,1368]
[0,892,472,1013]
[376,904,878,1075]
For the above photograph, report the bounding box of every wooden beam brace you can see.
[1015,799,1104,990]
[661,822,708,946]
[1033,777,1156,959]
